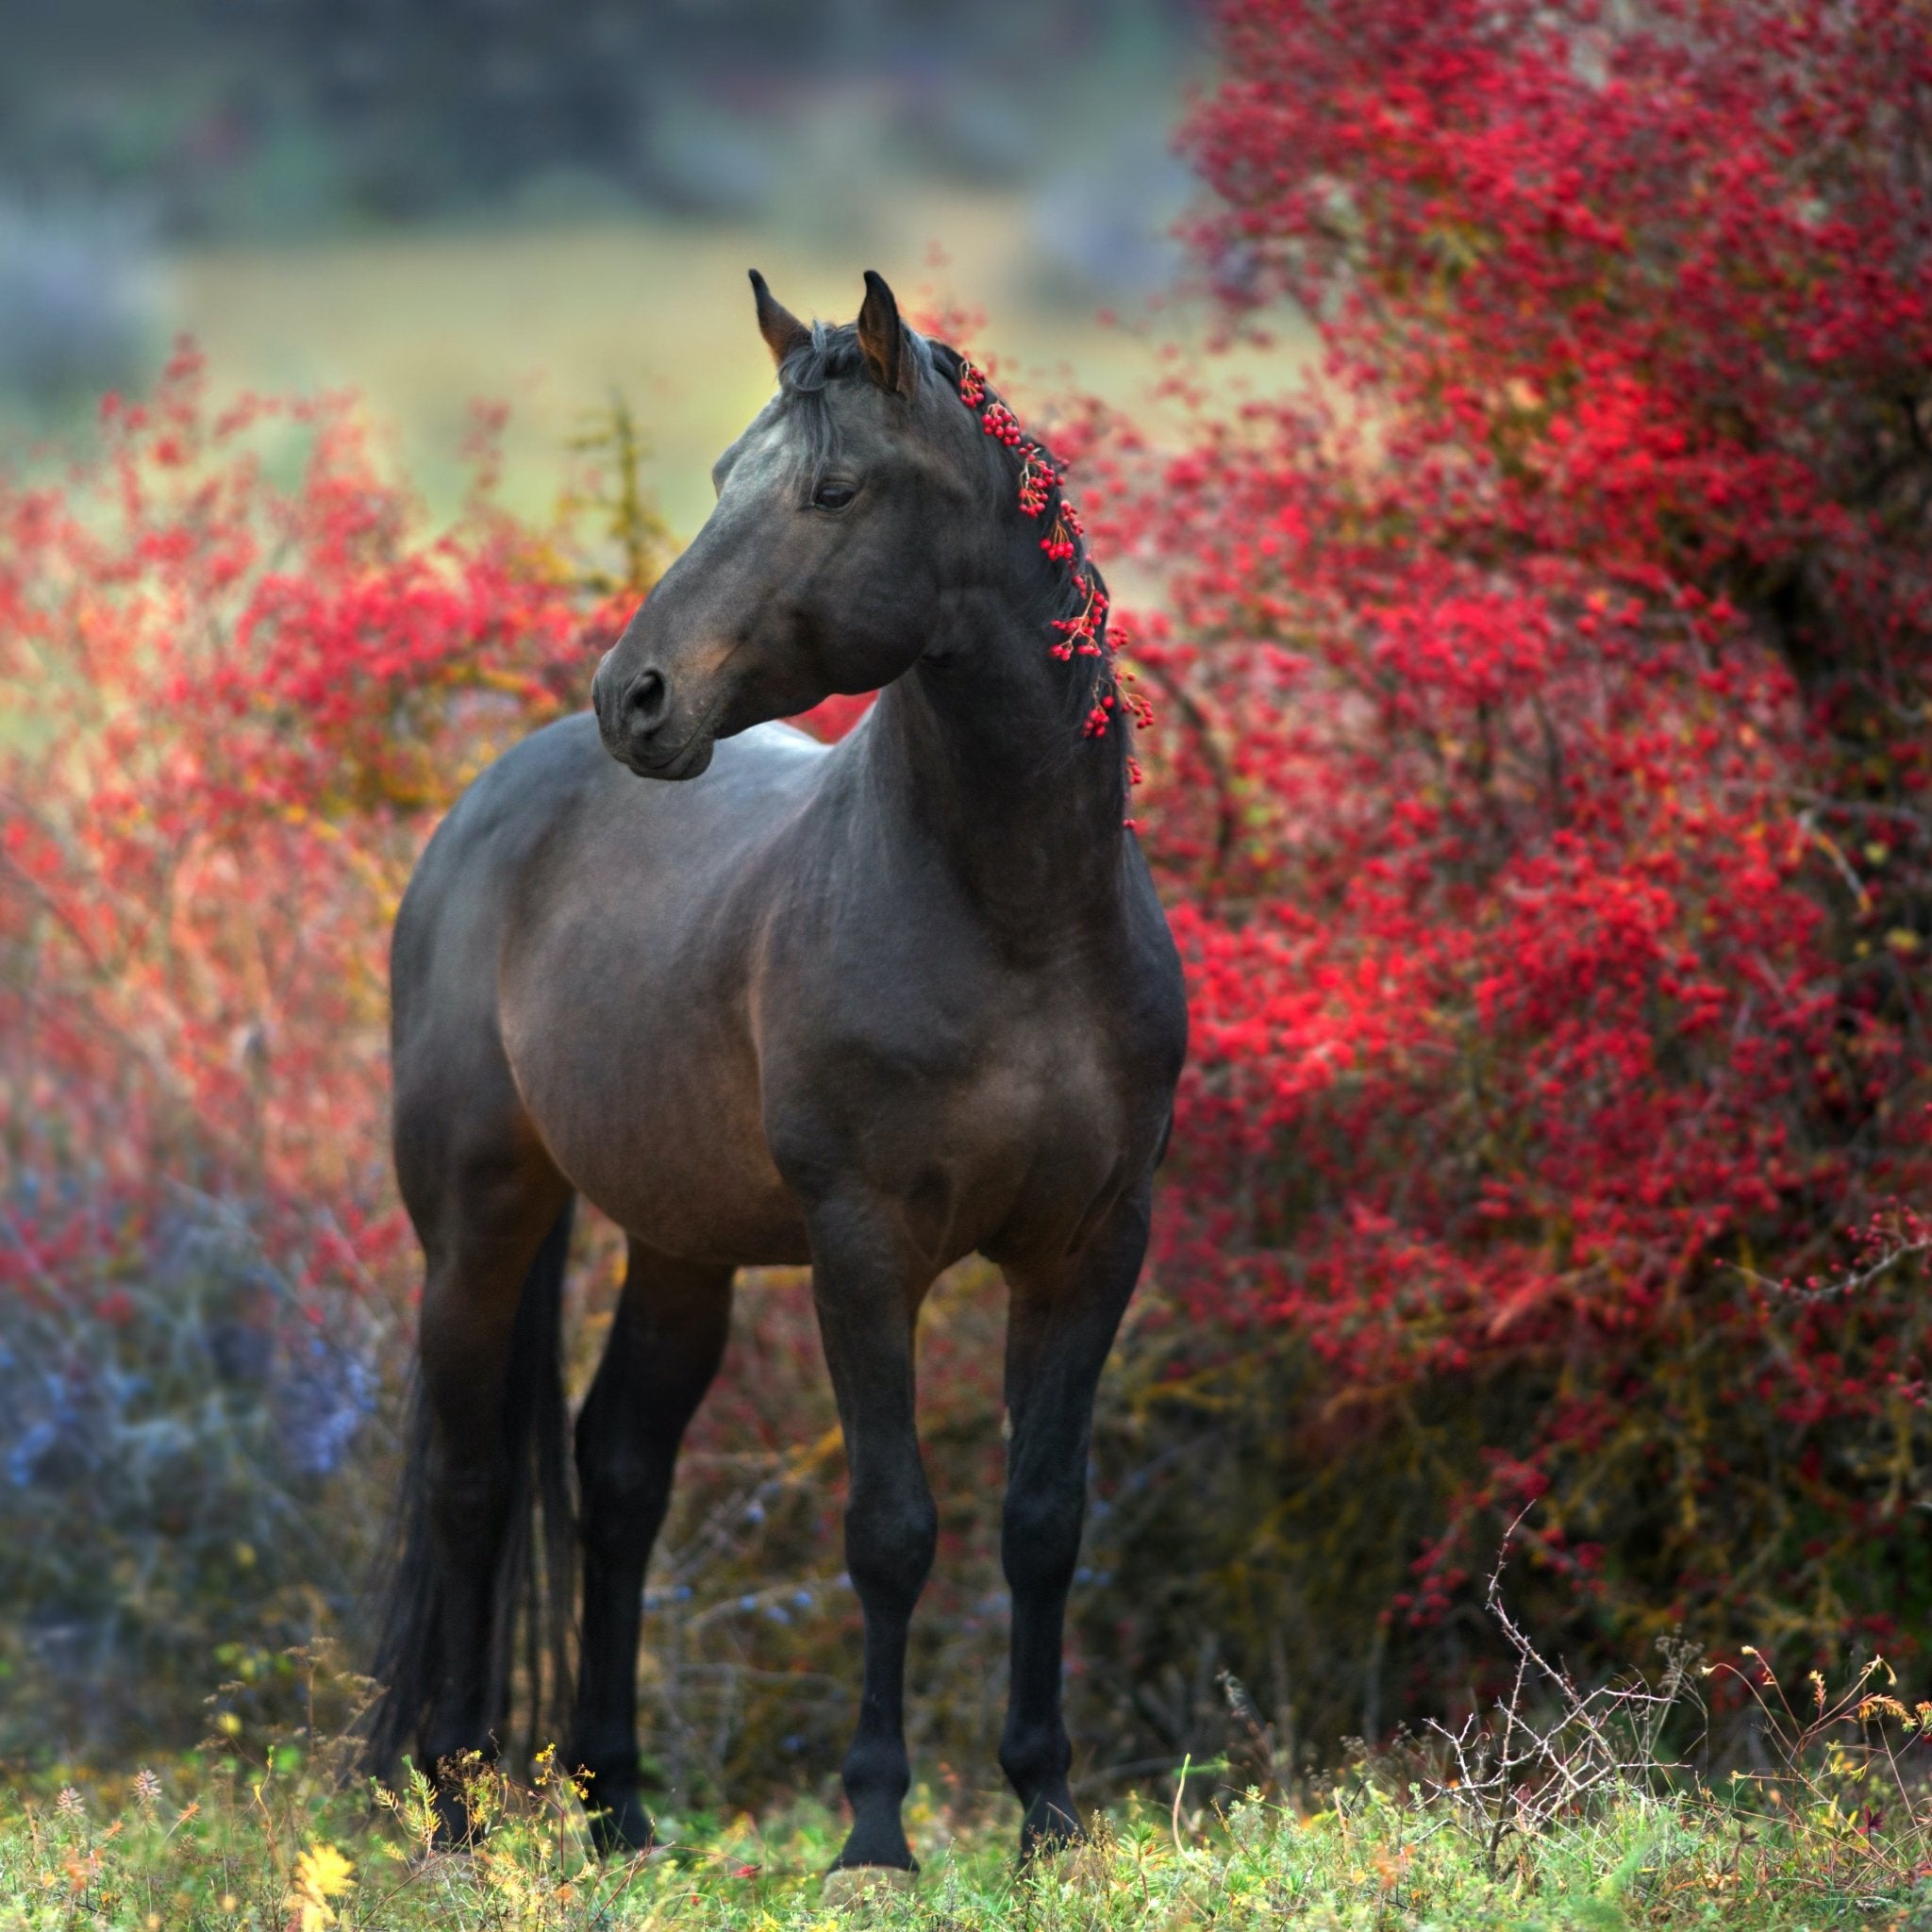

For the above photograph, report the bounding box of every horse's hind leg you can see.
[570,1241,734,1855]
[380,1074,573,1828]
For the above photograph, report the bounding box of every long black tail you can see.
[364,1201,577,1778]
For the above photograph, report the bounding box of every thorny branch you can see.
[1416,1515,1700,1877]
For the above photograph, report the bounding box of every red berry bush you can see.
[0,354,623,1751]
[1068,0,1932,1752]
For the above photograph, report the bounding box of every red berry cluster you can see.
[954,358,1153,776]
[0,341,612,1342]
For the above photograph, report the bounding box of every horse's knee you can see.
[575,1356,722,1529]
[845,1485,937,1616]
[1001,1480,1085,1597]
[842,1729,914,1807]
[575,1431,676,1549]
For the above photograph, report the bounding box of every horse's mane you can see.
[774,323,1130,788]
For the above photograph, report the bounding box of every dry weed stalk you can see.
[1413,1522,1699,1876]
[1710,1645,1932,1899]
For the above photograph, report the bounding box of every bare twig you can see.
[1414,1512,1697,1876]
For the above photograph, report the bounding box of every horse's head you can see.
[591,270,997,779]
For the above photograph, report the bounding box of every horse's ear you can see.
[857,270,918,401]
[749,269,810,370]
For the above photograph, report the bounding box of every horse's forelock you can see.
[776,320,941,395]
[773,322,943,485]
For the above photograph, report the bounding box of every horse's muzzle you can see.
[592,658,716,780]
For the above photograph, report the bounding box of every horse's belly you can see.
[571,1127,808,1268]
[504,1005,810,1268]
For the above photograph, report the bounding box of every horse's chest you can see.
[963,1020,1123,1165]
[800,998,1138,1267]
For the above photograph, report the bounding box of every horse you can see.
[366,269,1188,1873]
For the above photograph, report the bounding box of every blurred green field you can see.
[156,196,1311,533]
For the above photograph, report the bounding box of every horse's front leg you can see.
[807,1196,938,1874]
[998,1184,1151,1858]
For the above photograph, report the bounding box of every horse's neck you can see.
[863,591,1129,940]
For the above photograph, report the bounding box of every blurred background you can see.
[0,0,1228,527]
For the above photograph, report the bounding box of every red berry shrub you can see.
[1070,0,1932,1751]
[0,349,626,1752]
[0,346,608,1222]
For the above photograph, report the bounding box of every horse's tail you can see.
[365,1199,577,1779]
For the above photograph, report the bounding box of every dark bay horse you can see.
[368,270,1187,1871]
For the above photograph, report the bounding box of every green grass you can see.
[5,1751,1927,1930]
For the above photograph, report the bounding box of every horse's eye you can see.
[811,481,858,512]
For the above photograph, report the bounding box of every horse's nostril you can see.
[625,670,669,737]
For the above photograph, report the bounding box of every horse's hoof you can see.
[585,1790,656,1858]
[822,1863,918,1907]
[1018,1797,1084,1864]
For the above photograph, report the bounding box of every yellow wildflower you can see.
[287,1841,356,1932]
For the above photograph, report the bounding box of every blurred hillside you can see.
[0,0,1283,529]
